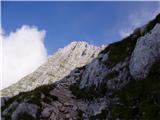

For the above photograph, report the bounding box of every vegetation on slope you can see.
[100,36,137,67]
[70,80,108,100]
[100,13,160,67]
[105,70,119,80]
[143,13,160,34]
[1,84,58,119]
[17,112,36,120]
[110,61,160,120]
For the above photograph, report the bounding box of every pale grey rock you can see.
[80,58,108,88]
[66,113,70,118]
[1,98,5,107]
[86,98,107,116]
[2,41,103,97]
[11,103,39,120]
[80,51,130,90]
[41,107,52,118]
[1,97,9,108]
[101,53,108,62]
[130,24,160,79]
[2,101,18,116]
[49,112,57,120]
[106,60,131,90]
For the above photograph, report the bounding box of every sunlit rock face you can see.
[1,41,104,97]
[1,14,160,120]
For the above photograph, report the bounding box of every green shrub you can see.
[143,13,160,35]
[19,84,57,106]
[17,112,36,120]
[2,84,57,112]
[100,36,137,67]
[105,71,119,80]
[70,81,108,100]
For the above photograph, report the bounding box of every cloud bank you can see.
[119,3,160,38]
[1,25,47,89]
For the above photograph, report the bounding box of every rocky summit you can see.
[1,41,103,97]
[1,13,160,120]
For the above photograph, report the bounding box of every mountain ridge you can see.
[1,41,104,97]
[1,13,160,120]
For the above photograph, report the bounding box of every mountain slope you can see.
[1,13,160,120]
[1,41,103,97]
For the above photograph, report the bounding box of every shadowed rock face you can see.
[1,41,104,97]
[1,13,160,120]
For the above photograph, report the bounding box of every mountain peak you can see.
[59,41,100,52]
[1,41,103,97]
[70,41,89,45]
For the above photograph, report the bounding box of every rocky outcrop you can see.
[1,41,104,97]
[11,103,39,120]
[1,13,160,120]
[129,23,160,79]
[79,14,160,90]
[80,58,108,88]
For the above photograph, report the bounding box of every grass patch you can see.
[18,84,57,106]
[105,71,119,80]
[110,61,160,120]
[100,36,137,67]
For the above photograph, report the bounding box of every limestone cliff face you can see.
[1,14,160,120]
[129,24,160,79]
[1,41,103,97]
[79,15,160,90]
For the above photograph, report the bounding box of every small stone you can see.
[60,106,66,112]
[50,112,57,120]
[72,106,77,111]
[64,102,72,107]
[41,108,51,118]
[66,114,70,118]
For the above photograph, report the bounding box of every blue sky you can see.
[2,1,160,55]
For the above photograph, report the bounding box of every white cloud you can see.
[1,25,47,89]
[119,29,132,38]
[119,3,160,38]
